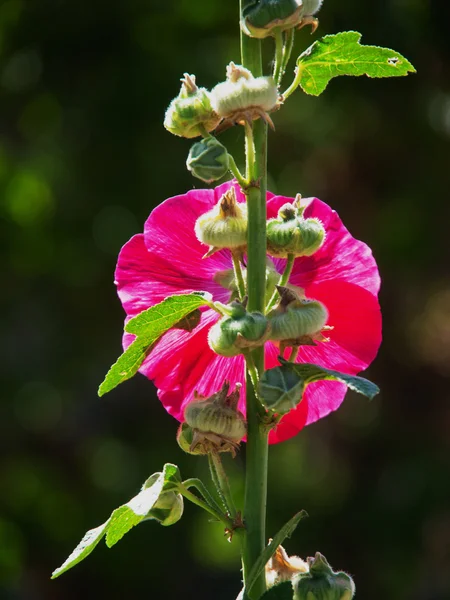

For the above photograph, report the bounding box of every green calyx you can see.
[180,382,246,456]
[208,300,270,356]
[267,287,328,343]
[241,0,323,39]
[164,73,220,139]
[187,137,229,183]
[293,552,355,600]
[267,197,326,258]
[210,62,278,120]
[195,187,247,256]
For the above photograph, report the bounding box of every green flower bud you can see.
[268,287,328,343]
[293,553,355,600]
[164,73,220,139]
[142,473,184,526]
[208,300,270,356]
[241,0,323,39]
[267,197,326,258]
[210,63,278,125]
[187,137,229,184]
[195,188,247,256]
[181,382,246,455]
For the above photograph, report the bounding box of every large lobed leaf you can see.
[51,464,182,579]
[296,31,416,96]
[98,292,212,396]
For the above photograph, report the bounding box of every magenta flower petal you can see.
[115,182,382,444]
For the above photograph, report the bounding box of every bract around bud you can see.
[210,62,278,127]
[293,552,355,600]
[182,382,246,456]
[208,300,270,356]
[195,187,247,257]
[266,543,309,587]
[187,137,230,183]
[164,73,220,139]
[259,362,306,414]
[267,196,326,258]
[241,0,323,39]
[142,473,184,526]
[268,287,328,345]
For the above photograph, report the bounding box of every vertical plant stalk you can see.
[240,2,269,597]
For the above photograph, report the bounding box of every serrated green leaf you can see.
[51,520,110,579]
[280,359,380,400]
[260,581,294,600]
[296,31,416,96]
[105,475,165,547]
[245,511,307,596]
[98,292,212,396]
[52,464,182,578]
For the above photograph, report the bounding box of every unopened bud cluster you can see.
[267,196,326,258]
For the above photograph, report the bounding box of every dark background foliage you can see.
[1,1,449,598]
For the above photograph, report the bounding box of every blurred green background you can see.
[1,0,449,598]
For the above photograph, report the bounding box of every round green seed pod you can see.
[164,74,220,139]
[186,137,230,183]
[268,299,328,341]
[210,63,278,118]
[185,400,246,442]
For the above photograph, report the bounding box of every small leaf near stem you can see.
[231,249,247,300]
[266,253,296,311]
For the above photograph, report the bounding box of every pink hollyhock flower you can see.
[115,181,381,444]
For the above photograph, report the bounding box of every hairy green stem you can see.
[273,29,284,85]
[209,452,237,518]
[282,63,303,100]
[228,153,248,188]
[281,28,295,80]
[179,485,233,528]
[231,250,247,300]
[182,478,225,515]
[240,2,269,597]
[266,252,296,311]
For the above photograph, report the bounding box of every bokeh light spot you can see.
[5,169,54,226]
